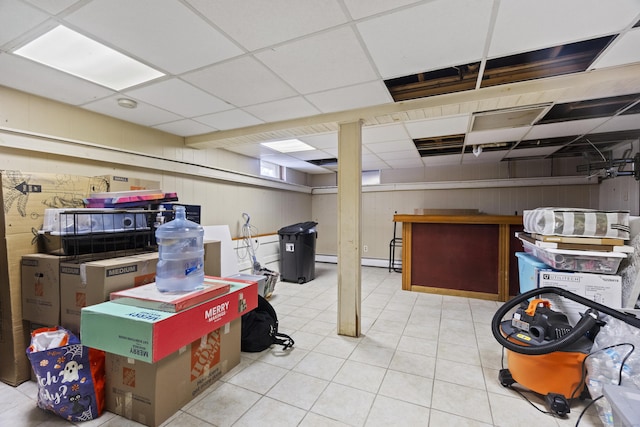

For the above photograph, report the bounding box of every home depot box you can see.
[0,171,102,385]
[81,279,257,363]
[106,318,241,427]
[21,254,61,325]
[539,271,622,325]
[60,254,158,334]
[97,175,161,192]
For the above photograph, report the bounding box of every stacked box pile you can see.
[516,207,638,324]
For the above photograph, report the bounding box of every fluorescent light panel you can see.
[261,139,315,153]
[14,26,164,90]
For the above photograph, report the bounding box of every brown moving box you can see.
[21,254,61,325]
[60,254,158,335]
[0,171,101,385]
[106,318,241,427]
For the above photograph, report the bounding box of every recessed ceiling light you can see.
[13,25,164,90]
[261,139,315,153]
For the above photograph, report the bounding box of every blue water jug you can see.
[155,206,204,292]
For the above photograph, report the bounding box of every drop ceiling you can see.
[1,0,640,175]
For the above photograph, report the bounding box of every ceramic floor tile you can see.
[364,395,430,427]
[233,396,307,427]
[332,360,387,393]
[163,411,215,426]
[388,350,436,379]
[403,322,441,341]
[298,412,351,426]
[428,409,494,427]
[397,335,438,357]
[258,347,309,370]
[430,380,493,424]
[185,382,261,427]
[226,360,288,394]
[435,358,487,390]
[266,371,329,410]
[311,382,376,426]
[299,319,337,336]
[285,330,325,351]
[437,341,482,366]
[487,391,562,427]
[359,330,401,349]
[378,369,433,407]
[293,351,346,381]
[313,335,359,359]
[348,343,395,368]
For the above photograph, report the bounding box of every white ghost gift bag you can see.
[26,326,105,422]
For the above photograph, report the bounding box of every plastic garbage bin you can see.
[278,221,317,283]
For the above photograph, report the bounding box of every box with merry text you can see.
[106,318,240,427]
[80,279,257,363]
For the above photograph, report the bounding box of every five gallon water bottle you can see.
[155,206,205,292]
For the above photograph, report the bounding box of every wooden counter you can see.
[394,214,523,301]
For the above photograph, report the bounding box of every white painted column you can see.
[337,120,362,337]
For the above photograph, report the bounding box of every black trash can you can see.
[278,221,317,283]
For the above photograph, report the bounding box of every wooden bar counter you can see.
[394,214,523,302]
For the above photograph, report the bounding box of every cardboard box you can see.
[0,171,102,385]
[539,271,622,325]
[106,318,240,427]
[204,240,221,276]
[21,254,61,325]
[97,175,161,193]
[110,276,231,312]
[60,254,158,334]
[81,279,257,363]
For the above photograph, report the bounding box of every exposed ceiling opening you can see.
[385,36,615,103]
[537,93,640,124]
[413,134,467,157]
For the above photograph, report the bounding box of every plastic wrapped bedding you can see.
[523,208,630,240]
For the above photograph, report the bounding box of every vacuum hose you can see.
[491,287,600,355]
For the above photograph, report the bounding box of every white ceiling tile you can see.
[259,153,329,173]
[286,149,333,161]
[464,127,530,146]
[489,0,640,58]
[366,140,416,154]
[125,79,231,117]
[307,81,393,114]
[224,143,278,158]
[183,56,297,107]
[0,0,49,45]
[153,119,217,137]
[505,146,560,159]
[244,97,321,123]
[596,113,640,133]
[362,159,390,170]
[187,0,347,51]
[299,133,338,150]
[256,26,378,94]
[405,115,471,139]
[0,53,115,105]
[64,0,242,74]
[195,109,263,130]
[362,123,410,144]
[25,0,81,15]
[422,154,462,166]
[376,149,420,160]
[357,0,494,78]
[591,28,640,70]
[343,0,422,20]
[82,96,182,126]
[527,118,609,140]
[385,158,425,169]
[461,150,506,164]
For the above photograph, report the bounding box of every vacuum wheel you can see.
[498,369,515,387]
[545,393,570,417]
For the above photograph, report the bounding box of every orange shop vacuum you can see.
[491,286,640,417]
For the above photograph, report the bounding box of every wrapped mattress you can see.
[523,208,630,240]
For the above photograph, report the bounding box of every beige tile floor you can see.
[0,263,605,427]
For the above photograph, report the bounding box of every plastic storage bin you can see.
[155,206,205,292]
[515,252,553,293]
[520,239,626,275]
[278,221,317,284]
